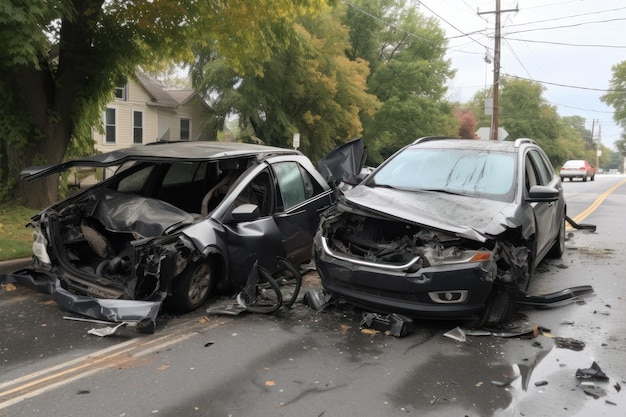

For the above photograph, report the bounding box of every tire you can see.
[171,259,214,313]
[547,211,566,259]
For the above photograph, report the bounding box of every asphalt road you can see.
[1,175,626,417]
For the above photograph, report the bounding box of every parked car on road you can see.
[2,141,358,330]
[314,137,566,326]
[560,159,595,182]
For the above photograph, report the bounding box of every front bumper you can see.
[1,268,164,332]
[314,246,495,320]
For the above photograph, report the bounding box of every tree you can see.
[0,0,328,208]
[191,6,379,162]
[467,78,586,166]
[454,108,479,139]
[342,1,456,163]
[601,61,626,153]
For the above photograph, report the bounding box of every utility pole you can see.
[478,1,518,140]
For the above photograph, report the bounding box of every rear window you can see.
[368,148,516,202]
[563,160,584,169]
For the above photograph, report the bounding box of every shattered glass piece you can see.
[576,361,609,380]
[443,326,466,342]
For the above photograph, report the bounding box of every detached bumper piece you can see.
[510,285,594,308]
[565,215,596,232]
[1,269,164,333]
[360,312,413,337]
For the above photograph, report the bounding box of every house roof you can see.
[135,72,209,110]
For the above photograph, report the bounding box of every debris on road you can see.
[576,361,609,381]
[360,312,412,337]
[554,337,586,351]
[303,289,333,311]
[87,322,127,337]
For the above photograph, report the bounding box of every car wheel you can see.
[547,211,566,259]
[171,259,214,313]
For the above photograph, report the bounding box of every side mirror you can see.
[527,185,560,202]
[227,203,260,223]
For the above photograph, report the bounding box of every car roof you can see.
[409,137,536,152]
[21,141,301,181]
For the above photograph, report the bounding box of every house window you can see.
[105,108,116,144]
[180,118,191,141]
[133,110,143,144]
[114,81,127,101]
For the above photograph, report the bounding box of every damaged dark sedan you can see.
[3,141,348,331]
[314,137,566,326]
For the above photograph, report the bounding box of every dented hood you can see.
[341,185,523,242]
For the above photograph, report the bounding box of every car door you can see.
[270,160,335,266]
[525,150,560,260]
[220,160,333,284]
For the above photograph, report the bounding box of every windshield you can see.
[368,147,516,201]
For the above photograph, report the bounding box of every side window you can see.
[528,150,552,186]
[116,165,154,194]
[233,169,273,217]
[272,161,317,210]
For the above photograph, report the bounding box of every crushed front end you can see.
[2,189,203,330]
[313,202,528,322]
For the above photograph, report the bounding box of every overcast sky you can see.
[417,0,626,149]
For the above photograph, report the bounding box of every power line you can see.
[504,37,626,49]
[503,74,615,92]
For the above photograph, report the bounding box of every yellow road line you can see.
[569,178,626,225]
[0,329,198,410]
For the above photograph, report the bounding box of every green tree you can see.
[343,1,456,163]
[467,78,586,166]
[0,0,328,208]
[192,6,379,162]
[601,61,626,153]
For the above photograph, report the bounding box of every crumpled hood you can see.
[340,185,522,242]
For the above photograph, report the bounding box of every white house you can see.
[93,72,215,152]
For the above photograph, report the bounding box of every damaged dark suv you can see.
[4,141,349,330]
[314,137,566,326]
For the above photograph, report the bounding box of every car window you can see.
[272,161,320,210]
[527,150,552,186]
[233,169,273,216]
[370,148,515,201]
[162,162,207,187]
[116,165,154,194]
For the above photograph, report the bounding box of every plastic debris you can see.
[87,322,127,337]
[555,337,585,351]
[303,289,333,311]
[360,313,412,337]
[576,361,609,381]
